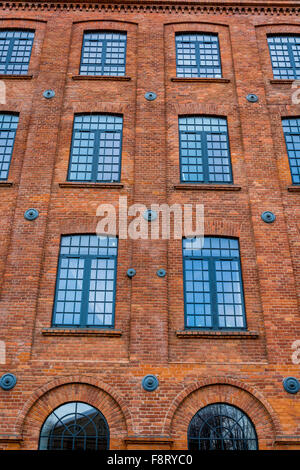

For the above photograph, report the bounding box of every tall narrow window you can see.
[179,116,232,183]
[188,404,258,450]
[176,33,222,78]
[0,113,19,180]
[282,117,300,184]
[53,235,118,328]
[68,114,123,182]
[0,30,34,75]
[183,237,246,330]
[80,31,127,76]
[268,35,300,79]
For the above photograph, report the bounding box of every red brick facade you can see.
[0,0,299,450]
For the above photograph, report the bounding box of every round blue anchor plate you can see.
[0,373,17,391]
[246,94,258,103]
[261,211,276,224]
[283,377,300,394]
[43,89,55,99]
[142,374,159,392]
[145,92,157,101]
[24,208,39,221]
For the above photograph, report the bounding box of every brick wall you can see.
[0,0,299,450]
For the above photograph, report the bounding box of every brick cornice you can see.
[1,2,300,15]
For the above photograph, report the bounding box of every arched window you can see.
[39,402,109,450]
[188,403,258,450]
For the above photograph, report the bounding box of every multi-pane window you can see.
[183,237,246,329]
[80,31,127,76]
[282,118,300,184]
[0,113,19,180]
[176,33,222,78]
[68,114,123,182]
[39,402,109,450]
[268,35,300,79]
[52,235,118,328]
[179,116,232,183]
[0,30,34,75]
[188,404,258,451]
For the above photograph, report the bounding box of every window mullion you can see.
[92,130,100,182]
[209,258,218,329]
[6,38,15,73]
[201,131,209,183]
[287,43,297,77]
[195,41,201,76]
[80,257,92,327]
[102,39,107,76]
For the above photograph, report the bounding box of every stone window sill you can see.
[42,328,122,337]
[287,185,300,192]
[275,436,300,445]
[124,436,173,445]
[174,184,241,191]
[72,75,131,81]
[0,181,13,187]
[269,79,294,85]
[0,434,22,442]
[59,182,124,189]
[0,74,33,80]
[171,77,230,83]
[176,330,259,339]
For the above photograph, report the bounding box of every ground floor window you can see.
[188,403,258,450]
[39,401,109,450]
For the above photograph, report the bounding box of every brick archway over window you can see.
[19,378,130,450]
[167,379,278,450]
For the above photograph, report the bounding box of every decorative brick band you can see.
[1,3,299,17]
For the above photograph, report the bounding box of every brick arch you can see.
[165,378,279,450]
[167,102,233,118]
[203,218,242,239]
[18,376,132,450]
[70,103,131,115]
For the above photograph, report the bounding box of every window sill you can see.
[176,330,259,339]
[171,77,230,83]
[269,79,294,85]
[72,75,131,81]
[174,184,241,191]
[0,74,33,80]
[287,185,300,192]
[274,436,300,445]
[59,182,124,189]
[42,328,122,337]
[0,181,13,187]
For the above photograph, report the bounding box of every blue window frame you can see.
[39,402,109,450]
[183,237,246,330]
[282,117,300,184]
[52,235,118,328]
[179,116,232,183]
[80,31,127,76]
[68,114,123,182]
[0,113,19,180]
[176,33,222,78]
[0,30,34,75]
[267,35,300,79]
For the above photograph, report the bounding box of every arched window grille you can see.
[39,402,109,450]
[188,403,258,450]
